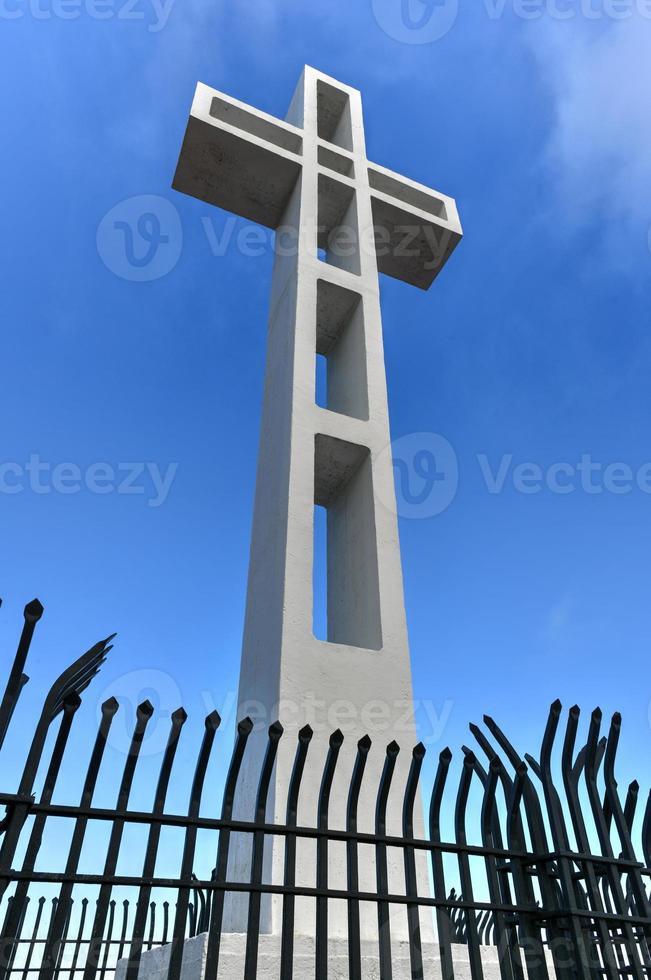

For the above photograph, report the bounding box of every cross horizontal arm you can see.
[173,78,463,289]
[367,161,462,289]
[172,82,303,229]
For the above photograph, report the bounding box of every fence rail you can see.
[1,599,650,980]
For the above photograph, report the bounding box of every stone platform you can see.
[116,932,520,980]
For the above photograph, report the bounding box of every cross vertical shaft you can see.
[173,65,462,941]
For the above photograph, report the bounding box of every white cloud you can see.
[527,18,651,237]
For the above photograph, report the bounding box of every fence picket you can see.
[0,600,43,753]
[315,730,344,980]
[166,711,219,980]
[243,721,283,980]
[345,734,371,980]
[375,740,400,980]
[280,724,312,980]
[402,742,426,980]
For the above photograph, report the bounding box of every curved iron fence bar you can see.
[0,695,82,980]
[375,740,399,980]
[315,729,344,979]
[454,751,484,980]
[189,879,206,937]
[279,724,312,980]
[70,897,90,976]
[642,792,651,872]
[476,755,522,980]
[484,715,567,979]
[470,722,524,847]
[470,721,525,972]
[624,781,639,837]
[166,710,220,980]
[0,600,43,753]
[402,741,426,980]
[429,747,455,980]
[116,901,130,964]
[160,901,169,947]
[146,902,156,951]
[243,720,283,980]
[561,705,619,980]
[584,709,649,979]
[604,713,651,931]
[480,715,568,976]
[505,762,551,980]
[345,734,371,980]
[534,699,603,980]
[0,635,113,914]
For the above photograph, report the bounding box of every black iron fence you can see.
[1,600,650,980]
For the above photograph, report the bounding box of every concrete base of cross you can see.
[115,932,537,980]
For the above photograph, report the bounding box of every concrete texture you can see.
[173,67,463,946]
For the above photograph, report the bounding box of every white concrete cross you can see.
[173,66,462,943]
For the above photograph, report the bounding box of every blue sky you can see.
[2,0,651,814]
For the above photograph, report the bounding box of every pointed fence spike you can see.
[137,699,155,718]
[238,716,254,735]
[64,692,82,712]
[24,599,44,621]
[329,728,344,749]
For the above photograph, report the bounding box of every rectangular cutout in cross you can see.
[314,434,382,651]
[368,166,447,220]
[315,352,328,409]
[210,96,303,155]
[318,145,355,179]
[316,279,368,421]
[317,174,360,276]
[313,503,328,641]
[316,80,353,151]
